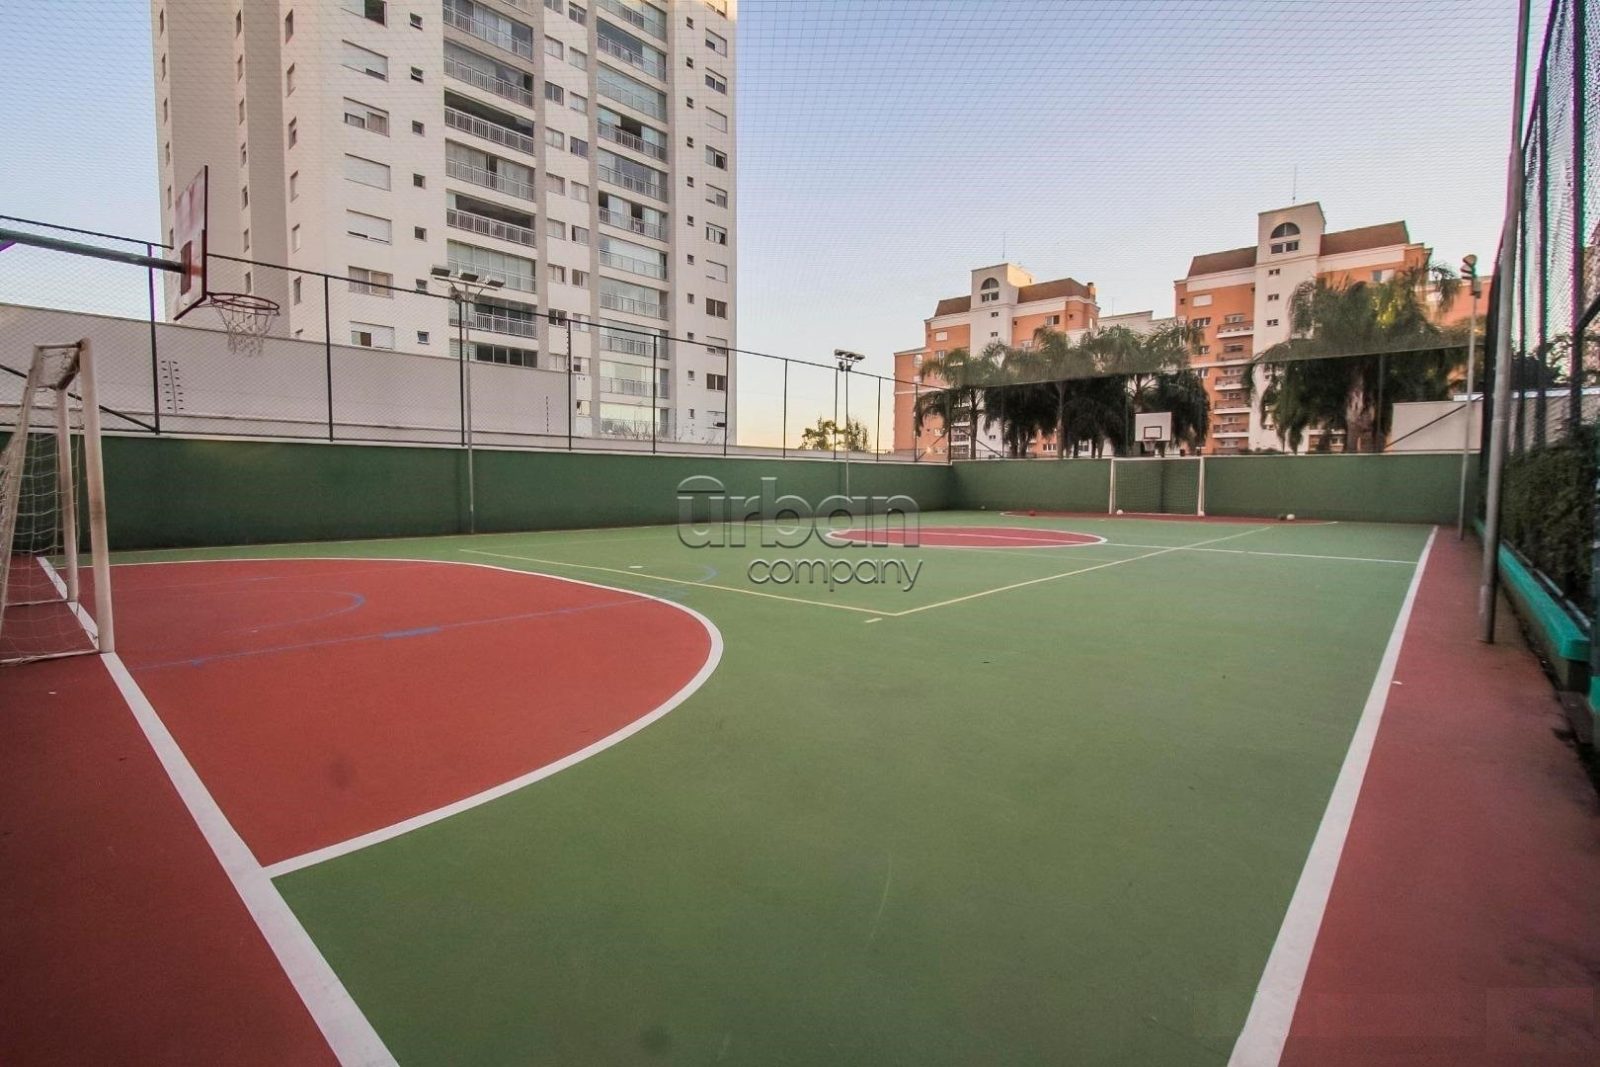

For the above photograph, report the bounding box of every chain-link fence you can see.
[1490,0,1598,618]
[0,215,929,463]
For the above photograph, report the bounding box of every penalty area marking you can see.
[1226,526,1437,1067]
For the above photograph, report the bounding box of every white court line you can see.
[96,653,396,1066]
[1226,525,1437,1067]
[886,524,1275,617]
[461,549,889,615]
[824,528,1109,549]
[1107,543,1417,565]
[39,557,100,643]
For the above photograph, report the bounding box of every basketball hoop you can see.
[206,292,280,357]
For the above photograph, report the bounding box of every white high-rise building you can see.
[151,0,736,443]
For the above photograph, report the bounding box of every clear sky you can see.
[0,0,1522,446]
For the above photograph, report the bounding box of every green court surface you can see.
[123,514,1431,1064]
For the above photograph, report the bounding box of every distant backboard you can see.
[1135,411,1172,443]
[172,166,209,319]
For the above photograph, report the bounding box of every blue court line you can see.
[133,596,648,671]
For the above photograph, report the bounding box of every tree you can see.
[913,345,1001,459]
[1252,260,1462,452]
[797,417,869,452]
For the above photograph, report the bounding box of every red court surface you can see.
[114,558,716,867]
[1,556,95,662]
[0,655,337,1066]
[1282,534,1600,1065]
[829,525,1105,548]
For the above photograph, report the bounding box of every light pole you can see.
[431,266,504,534]
[1458,254,1481,538]
[835,349,865,496]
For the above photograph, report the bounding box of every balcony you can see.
[599,291,665,319]
[599,249,667,280]
[1214,378,1247,390]
[598,208,667,242]
[1212,403,1252,415]
[600,376,668,399]
[444,106,536,156]
[600,331,658,357]
[1212,428,1250,438]
[447,207,536,247]
[596,163,665,202]
[446,157,535,201]
[597,121,666,161]
[452,307,540,338]
[443,4,533,59]
[444,55,534,108]
[595,35,666,80]
[596,0,665,40]
[1216,320,1254,338]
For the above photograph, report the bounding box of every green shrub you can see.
[1501,426,1596,609]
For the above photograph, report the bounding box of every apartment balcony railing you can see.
[1216,320,1254,338]
[599,249,667,280]
[597,122,666,161]
[452,307,540,338]
[596,163,665,202]
[601,376,668,399]
[599,291,665,319]
[597,209,667,242]
[596,0,665,40]
[446,157,536,201]
[595,35,666,80]
[444,56,535,108]
[597,79,665,121]
[600,332,658,357]
[444,106,536,156]
[446,208,536,247]
[1214,378,1247,390]
[443,5,534,58]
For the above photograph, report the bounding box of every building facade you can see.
[1176,202,1487,453]
[152,0,736,444]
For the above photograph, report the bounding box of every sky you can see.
[0,0,1523,446]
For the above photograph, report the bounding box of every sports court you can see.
[5,497,1596,1064]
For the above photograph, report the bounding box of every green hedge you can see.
[1501,427,1594,608]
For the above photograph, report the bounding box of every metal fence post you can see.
[324,274,334,441]
[781,358,788,459]
[1535,87,1550,449]
[1571,0,1587,434]
[876,376,882,462]
[651,333,659,454]
[566,322,574,452]
[145,243,161,434]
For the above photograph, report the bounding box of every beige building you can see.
[152,0,737,443]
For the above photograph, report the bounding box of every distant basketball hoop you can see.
[206,292,280,357]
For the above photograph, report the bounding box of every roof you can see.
[1185,221,1415,278]
[930,276,1093,319]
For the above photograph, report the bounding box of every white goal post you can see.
[0,339,114,664]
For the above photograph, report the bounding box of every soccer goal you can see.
[1109,456,1206,516]
[0,340,114,664]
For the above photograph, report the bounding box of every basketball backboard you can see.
[1135,411,1172,443]
[172,166,209,319]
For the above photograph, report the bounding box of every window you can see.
[159,9,165,35]
[163,98,169,124]
[411,67,424,82]
[1266,318,1280,327]
[1267,268,1280,276]
[1190,317,1211,328]
[1223,343,1245,354]
[934,330,949,341]
[1269,221,1301,239]
[241,186,249,207]
[1267,293,1280,302]
[568,2,586,24]
[238,98,246,123]
[544,82,564,105]
[412,120,425,135]
[707,184,728,207]
[289,172,299,199]
[570,93,588,114]
[410,13,423,29]
[545,128,566,150]
[1192,293,1213,307]
[293,277,302,304]
[569,48,586,71]
[705,223,727,245]
[292,224,301,250]
[345,211,391,242]
[1196,345,1208,355]
[572,226,589,245]
[704,70,726,93]
[240,142,248,165]
[342,41,388,80]
[1270,240,1300,254]
[570,181,590,202]
[547,218,566,239]
[706,260,728,282]
[705,146,727,169]
[706,30,727,55]
[544,0,563,11]
[686,57,695,69]
[236,10,243,35]
[707,108,728,132]
[414,226,427,239]
[545,36,563,59]
[706,372,727,391]
[448,240,537,291]
[285,65,295,94]
[572,269,588,286]
[979,277,999,302]
[418,331,430,344]
[236,56,244,82]
[245,270,252,294]
[1224,313,1245,323]
[284,10,293,39]
[549,264,567,284]
[350,322,396,349]
[706,298,728,318]
[1371,268,1395,283]
[570,138,589,159]
[348,266,394,296]
[242,228,250,252]
[344,154,392,189]
[1045,314,1060,326]
[546,173,566,196]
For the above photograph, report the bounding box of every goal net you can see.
[1,341,114,664]
[1110,457,1205,516]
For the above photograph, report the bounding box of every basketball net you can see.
[207,292,279,357]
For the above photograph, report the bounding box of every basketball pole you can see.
[0,228,181,274]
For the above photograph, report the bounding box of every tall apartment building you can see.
[1177,202,1486,453]
[152,0,737,443]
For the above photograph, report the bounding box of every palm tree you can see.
[1252,259,1463,452]
[914,345,1001,460]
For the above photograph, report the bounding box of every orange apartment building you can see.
[1178,201,1491,453]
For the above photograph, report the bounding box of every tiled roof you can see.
[1187,245,1257,276]
[1186,221,1415,278]
[930,276,1092,318]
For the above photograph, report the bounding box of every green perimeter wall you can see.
[101,435,954,549]
[93,436,1474,550]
